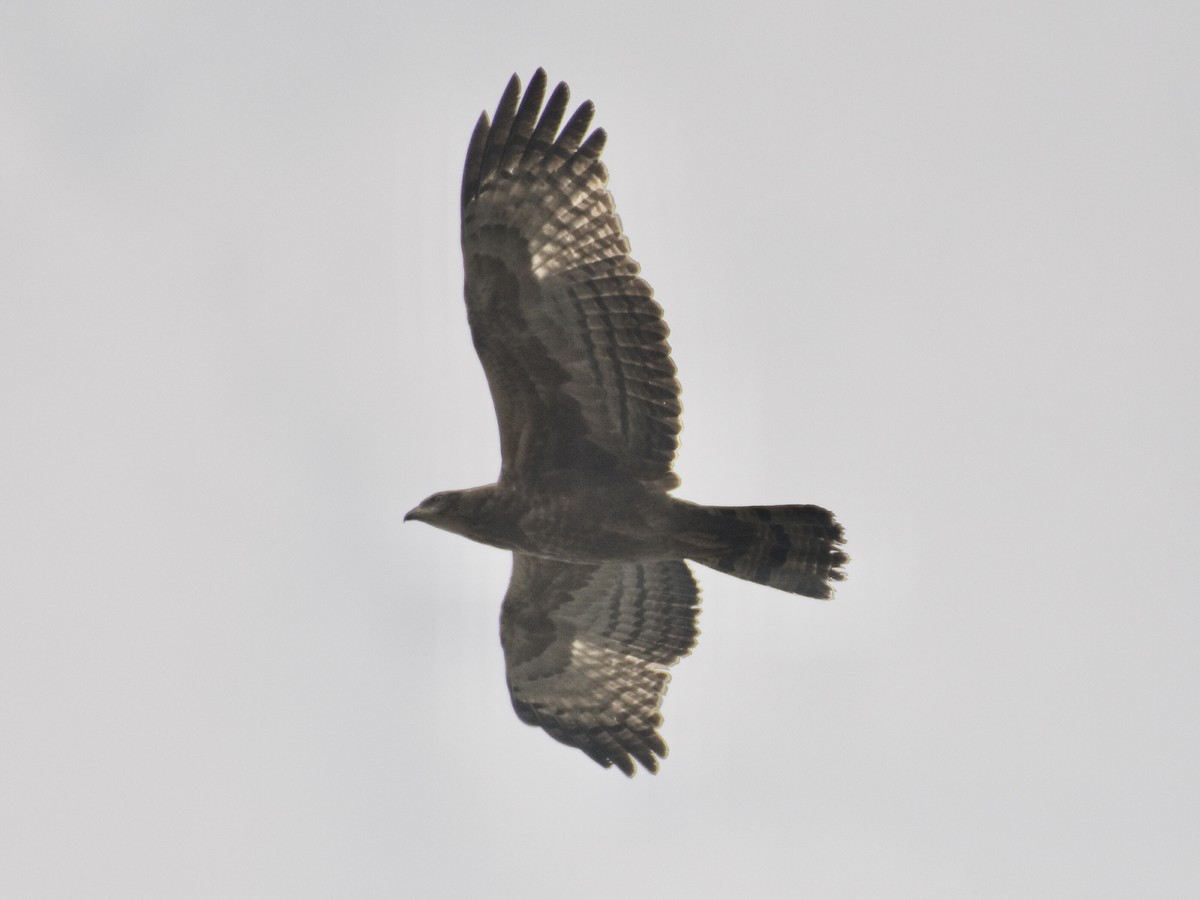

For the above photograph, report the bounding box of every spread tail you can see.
[688,504,848,599]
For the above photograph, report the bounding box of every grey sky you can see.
[2,1,1198,897]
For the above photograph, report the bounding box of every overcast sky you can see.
[3,1,1198,897]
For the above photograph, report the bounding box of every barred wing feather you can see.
[461,69,683,489]
[500,555,701,775]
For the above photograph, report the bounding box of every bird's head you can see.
[405,487,493,539]
[405,490,462,527]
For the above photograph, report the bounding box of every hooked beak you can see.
[404,506,420,522]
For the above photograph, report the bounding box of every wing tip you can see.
[460,110,492,209]
[584,734,666,777]
[464,71,616,205]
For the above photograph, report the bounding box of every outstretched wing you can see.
[462,69,682,489]
[500,554,701,775]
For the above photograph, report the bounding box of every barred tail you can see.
[690,505,848,599]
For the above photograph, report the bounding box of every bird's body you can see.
[413,477,841,579]
[407,70,848,775]
[412,476,679,560]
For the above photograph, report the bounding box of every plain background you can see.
[3,1,1197,897]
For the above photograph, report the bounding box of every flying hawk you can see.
[406,70,847,775]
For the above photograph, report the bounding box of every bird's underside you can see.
[406,69,847,776]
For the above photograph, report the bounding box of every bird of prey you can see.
[406,69,847,775]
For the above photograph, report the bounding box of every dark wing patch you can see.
[462,69,682,489]
[499,554,701,775]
